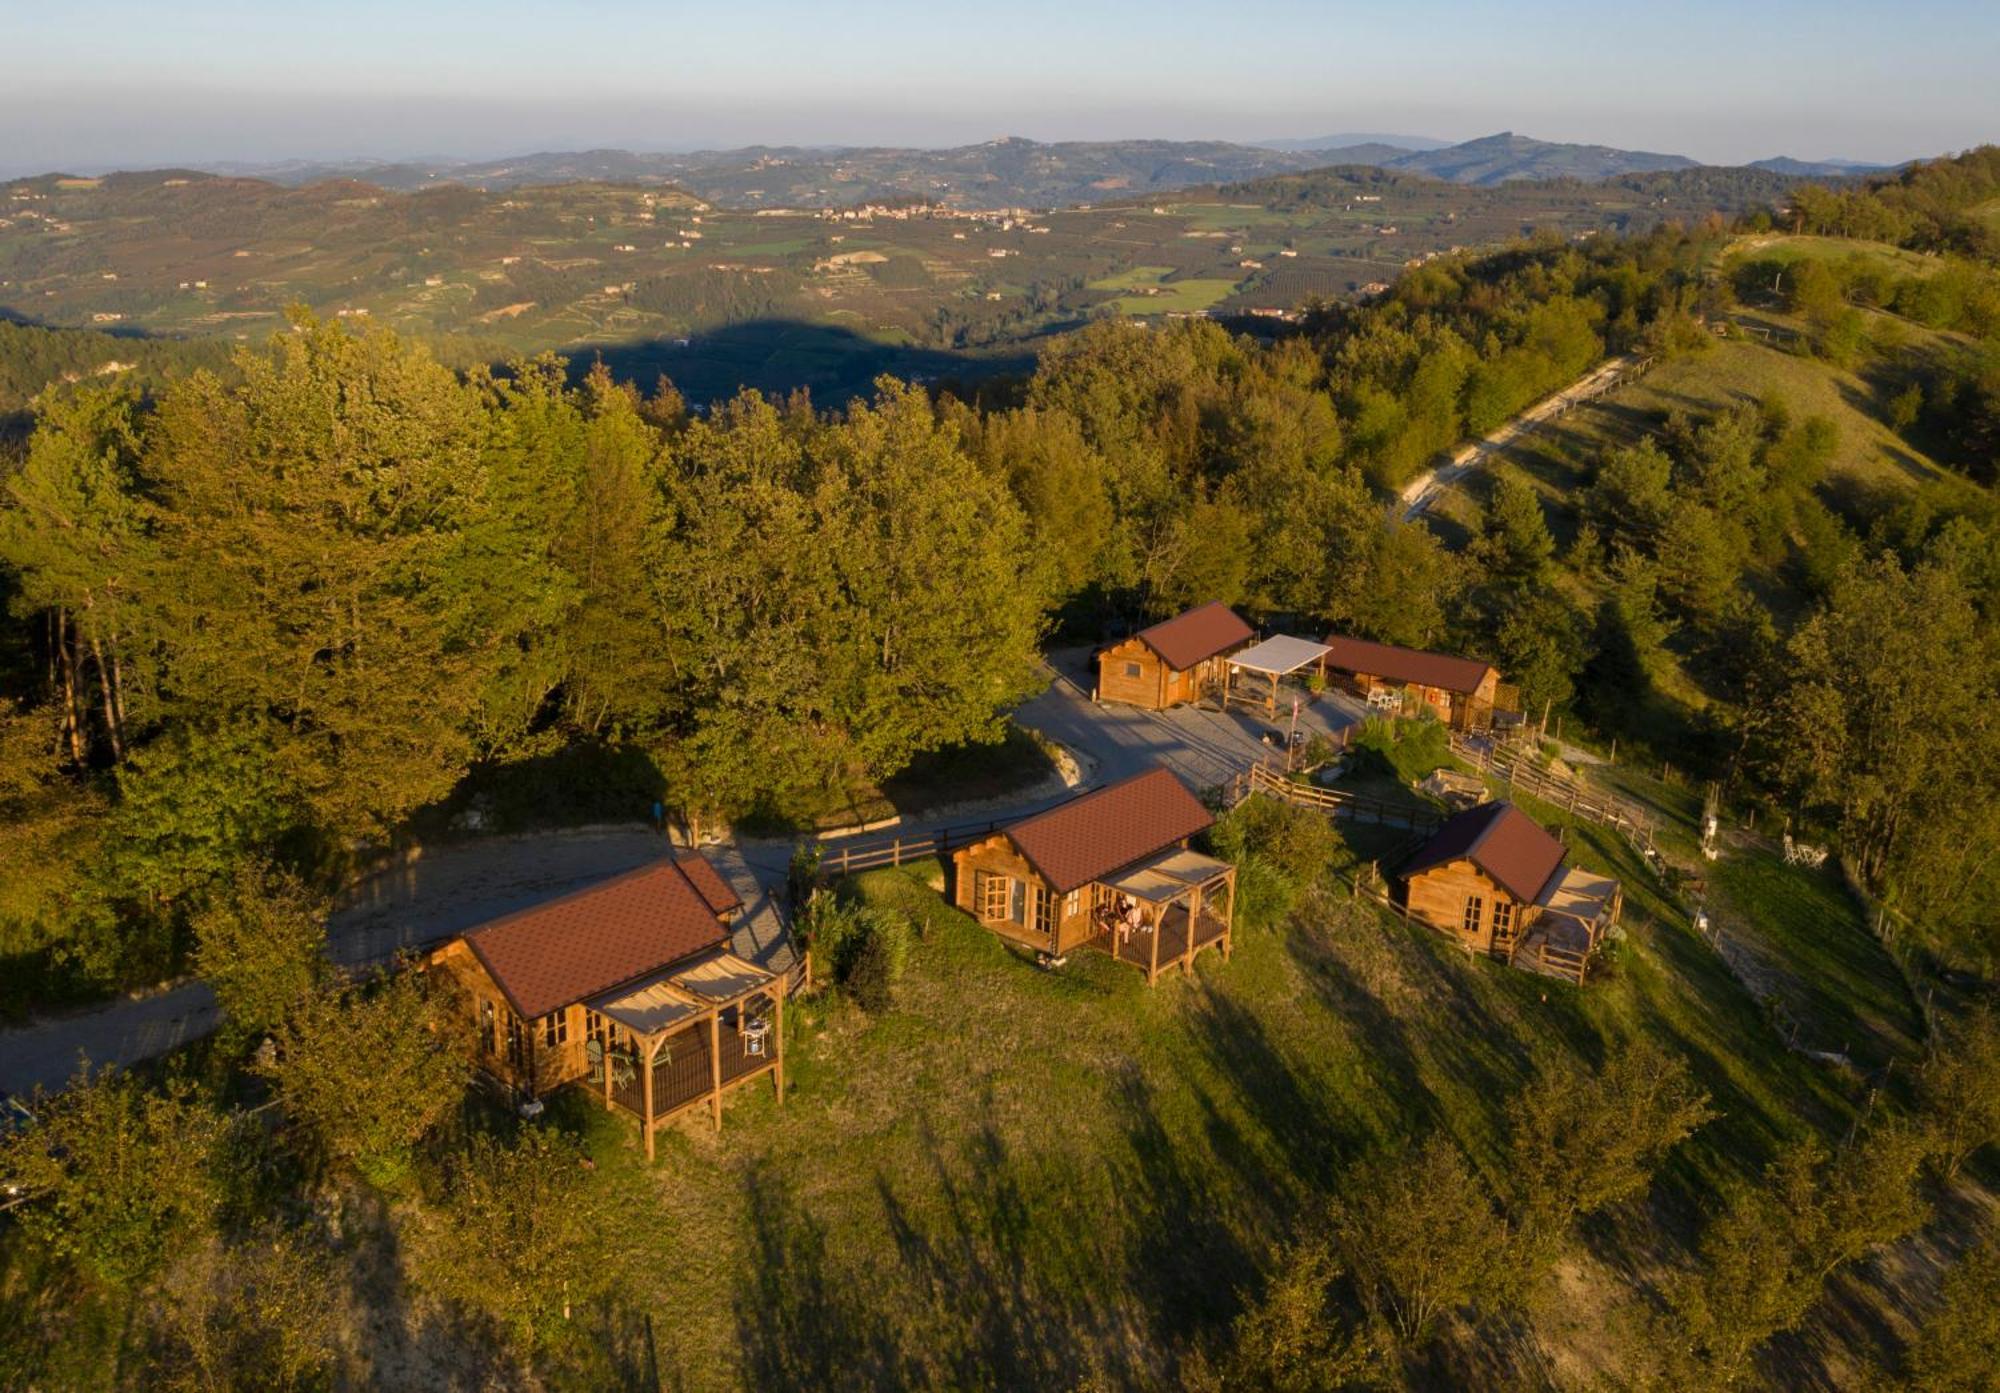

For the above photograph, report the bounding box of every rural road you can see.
[1398,353,1639,522]
[0,650,1364,1096]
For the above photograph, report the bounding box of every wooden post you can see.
[1148,903,1161,986]
[602,1028,614,1111]
[772,982,787,1105]
[708,1010,724,1132]
[1184,885,1201,977]
[642,1035,658,1163]
[1222,868,1236,960]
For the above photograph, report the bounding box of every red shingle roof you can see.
[673,852,743,917]
[1003,768,1214,894]
[1131,601,1254,672]
[1322,635,1494,695]
[463,857,733,1019]
[1399,802,1567,904]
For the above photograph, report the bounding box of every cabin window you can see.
[542,1010,569,1050]
[1461,895,1484,935]
[976,870,1010,921]
[1124,662,1141,678]
[1492,901,1515,937]
[1064,889,1080,918]
[585,1009,607,1045]
[479,999,497,1055]
[1031,886,1056,937]
[505,1011,525,1065]
[1010,878,1027,925]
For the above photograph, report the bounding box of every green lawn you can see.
[528,804,1879,1386]
[1085,265,1177,291]
[1109,280,1243,316]
[1727,232,1947,281]
[1710,853,1927,1073]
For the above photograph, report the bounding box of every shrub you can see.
[260,969,467,1187]
[799,894,912,1010]
[844,908,912,1013]
[1351,713,1451,783]
[1208,796,1340,930]
[191,859,329,1039]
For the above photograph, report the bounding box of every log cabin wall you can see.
[1402,860,1535,954]
[426,940,591,1096]
[1097,638,1169,709]
[952,833,1097,953]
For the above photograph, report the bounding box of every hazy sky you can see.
[4,0,1995,172]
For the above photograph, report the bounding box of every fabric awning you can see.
[586,949,777,1036]
[1228,635,1332,677]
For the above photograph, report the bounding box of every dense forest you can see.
[1,148,1997,1389]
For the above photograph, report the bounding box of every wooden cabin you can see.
[1097,601,1255,710]
[424,852,785,1159]
[1395,801,1621,984]
[1322,634,1507,731]
[951,767,1237,984]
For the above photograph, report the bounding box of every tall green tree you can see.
[261,969,466,1186]
[0,383,150,763]
[141,315,551,841]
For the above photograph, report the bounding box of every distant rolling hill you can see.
[186,133,1720,207]
[202,139,1344,209]
[1379,132,1699,184]
[1747,156,1895,178]
[1252,132,1453,153]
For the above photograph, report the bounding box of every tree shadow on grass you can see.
[1183,990,1347,1201]
[1106,1065,1259,1365]
[732,1161,916,1391]
[1283,911,1446,1142]
[870,1117,1139,1390]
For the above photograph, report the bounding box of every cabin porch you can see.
[1080,848,1236,985]
[588,949,786,1159]
[1508,867,1621,985]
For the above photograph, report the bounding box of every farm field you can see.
[0,165,1792,403]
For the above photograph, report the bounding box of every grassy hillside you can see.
[508,811,1908,1389]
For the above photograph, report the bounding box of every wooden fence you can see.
[1448,733,1654,844]
[1229,761,1447,833]
[809,816,1010,879]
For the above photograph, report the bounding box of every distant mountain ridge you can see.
[1747,155,1894,177]
[1253,132,1453,153]
[1375,131,1699,184]
[30,132,1922,211]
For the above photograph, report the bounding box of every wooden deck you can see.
[1090,902,1230,983]
[604,1013,782,1133]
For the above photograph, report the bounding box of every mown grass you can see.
[1710,853,1926,1073]
[1109,279,1242,316]
[527,808,1882,1387]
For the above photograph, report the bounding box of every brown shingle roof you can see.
[673,852,743,917]
[463,857,733,1019]
[1003,768,1214,894]
[1399,802,1567,903]
[1322,634,1495,694]
[1132,601,1254,672]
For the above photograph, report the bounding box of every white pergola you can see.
[1223,635,1332,714]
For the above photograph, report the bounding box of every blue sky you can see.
[3,0,1994,171]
